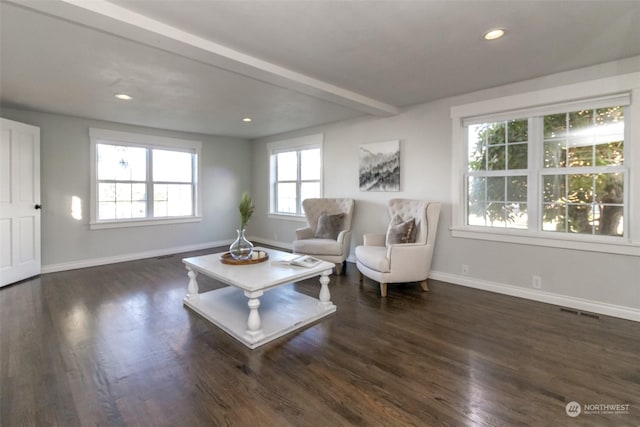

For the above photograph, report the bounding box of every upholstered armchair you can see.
[292,198,355,274]
[355,199,440,297]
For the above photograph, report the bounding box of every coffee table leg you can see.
[186,267,199,300]
[244,290,264,338]
[318,269,333,308]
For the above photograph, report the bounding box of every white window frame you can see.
[89,128,202,230]
[267,133,323,220]
[450,73,640,256]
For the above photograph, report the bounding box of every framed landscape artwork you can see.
[359,140,400,191]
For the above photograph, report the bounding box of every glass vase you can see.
[229,227,254,260]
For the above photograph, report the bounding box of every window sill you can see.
[90,216,202,230]
[451,226,640,256]
[268,213,307,222]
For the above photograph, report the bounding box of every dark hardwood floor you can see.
[1,246,639,426]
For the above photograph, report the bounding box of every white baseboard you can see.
[247,236,293,251]
[43,241,638,323]
[41,240,232,274]
[429,270,640,323]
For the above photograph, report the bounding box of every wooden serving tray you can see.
[219,251,269,265]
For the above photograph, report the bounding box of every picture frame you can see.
[359,140,400,191]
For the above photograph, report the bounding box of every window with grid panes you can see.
[90,128,201,229]
[464,103,627,237]
[268,134,323,217]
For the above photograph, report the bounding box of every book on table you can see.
[276,255,323,268]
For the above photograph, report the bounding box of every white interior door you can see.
[0,118,41,287]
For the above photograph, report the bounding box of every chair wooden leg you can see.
[342,260,347,275]
[359,271,363,283]
[380,282,388,297]
[335,263,342,275]
[420,280,429,292]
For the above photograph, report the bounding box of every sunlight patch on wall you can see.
[71,196,82,220]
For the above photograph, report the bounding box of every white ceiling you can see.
[1,0,640,139]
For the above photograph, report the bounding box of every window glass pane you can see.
[486,176,505,201]
[276,152,297,181]
[568,174,593,204]
[468,125,486,171]
[544,172,624,236]
[97,144,146,181]
[276,183,297,214]
[153,150,193,183]
[94,135,198,223]
[116,202,133,219]
[300,182,320,203]
[487,145,505,170]
[486,202,505,225]
[567,204,593,234]
[155,184,167,201]
[594,172,625,236]
[544,141,566,168]
[544,106,624,169]
[487,122,505,145]
[507,176,527,202]
[131,202,146,218]
[300,149,321,180]
[466,104,625,238]
[595,173,623,204]
[543,203,566,232]
[468,174,528,229]
[544,113,567,139]
[567,144,593,167]
[115,183,132,202]
[569,110,592,132]
[468,201,487,226]
[97,144,116,180]
[98,202,116,220]
[507,144,527,169]
[98,183,115,202]
[507,119,527,143]
[154,201,167,217]
[596,106,624,125]
[132,183,146,202]
[597,205,623,236]
[167,185,193,216]
[543,175,566,203]
[506,203,527,229]
[595,140,624,166]
[153,184,192,217]
[467,176,486,204]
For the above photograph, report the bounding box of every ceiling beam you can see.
[9,0,399,117]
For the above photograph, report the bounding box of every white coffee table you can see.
[182,247,336,349]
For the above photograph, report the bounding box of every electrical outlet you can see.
[462,264,470,275]
[532,275,542,289]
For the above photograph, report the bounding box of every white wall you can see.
[250,57,640,321]
[0,108,252,271]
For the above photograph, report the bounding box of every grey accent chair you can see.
[292,198,355,274]
[355,199,440,297]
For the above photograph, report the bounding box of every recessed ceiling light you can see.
[484,28,505,40]
[114,93,133,100]
[242,117,252,123]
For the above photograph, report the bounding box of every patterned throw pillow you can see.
[315,212,345,239]
[385,215,417,246]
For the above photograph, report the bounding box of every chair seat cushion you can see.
[355,245,390,273]
[293,238,343,256]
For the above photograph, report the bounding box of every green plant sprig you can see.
[239,192,254,229]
